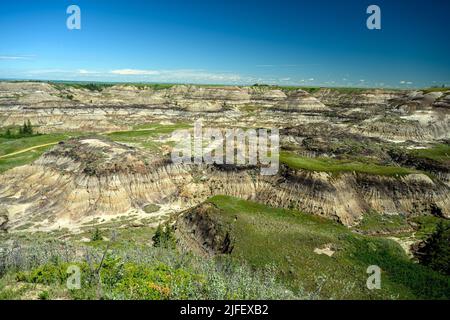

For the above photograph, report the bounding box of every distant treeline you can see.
[1,120,39,138]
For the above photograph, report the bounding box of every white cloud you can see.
[110,69,160,75]
[78,69,100,74]
[0,55,35,60]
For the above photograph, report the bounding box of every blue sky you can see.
[0,0,449,88]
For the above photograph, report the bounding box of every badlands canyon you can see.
[0,81,449,299]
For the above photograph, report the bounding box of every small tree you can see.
[5,128,12,138]
[91,227,103,241]
[21,120,33,135]
[26,119,33,135]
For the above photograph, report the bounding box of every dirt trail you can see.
[0,128,158,160]
[0,142,58,159]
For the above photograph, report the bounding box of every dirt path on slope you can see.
[0,142,58,159]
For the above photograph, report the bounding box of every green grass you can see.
[409,143,450,163]
[51,81,177,92]
[422,87,449,93]
[355,211,411,235]
[127,83,175,90]
[143,204,161,214]
[0,145,54,173]
[106,123,190,151]
[52,82,114,91]
[0,133,74,157]
[0,123,188,172]
[410,216,450,240]
[280,152,417,176]
[204,195,450,299]
[0,132,84,173]
[131,122,191,132]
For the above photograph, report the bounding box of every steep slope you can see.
[175,195,450,299]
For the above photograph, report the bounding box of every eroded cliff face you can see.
[0,137,448,232]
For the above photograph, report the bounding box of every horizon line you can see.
[1,78,447,91]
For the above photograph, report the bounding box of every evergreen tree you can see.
[152,223,176,249]
[162,223,177,249]
[26,119,33,135]
[152,224,163,247]
[415,221,450,275]
[91,227,103,241]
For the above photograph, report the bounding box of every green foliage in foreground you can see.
[205,195,450,299]
[1,245,301,300]
[280,152,417,176]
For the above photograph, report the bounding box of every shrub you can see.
[38,290,49,300]
[91,228,103,242]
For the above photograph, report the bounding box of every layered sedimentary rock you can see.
[312,88,403,107]
[274,90,329,112]
[0,137,448,231]
[1,82,449,142]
